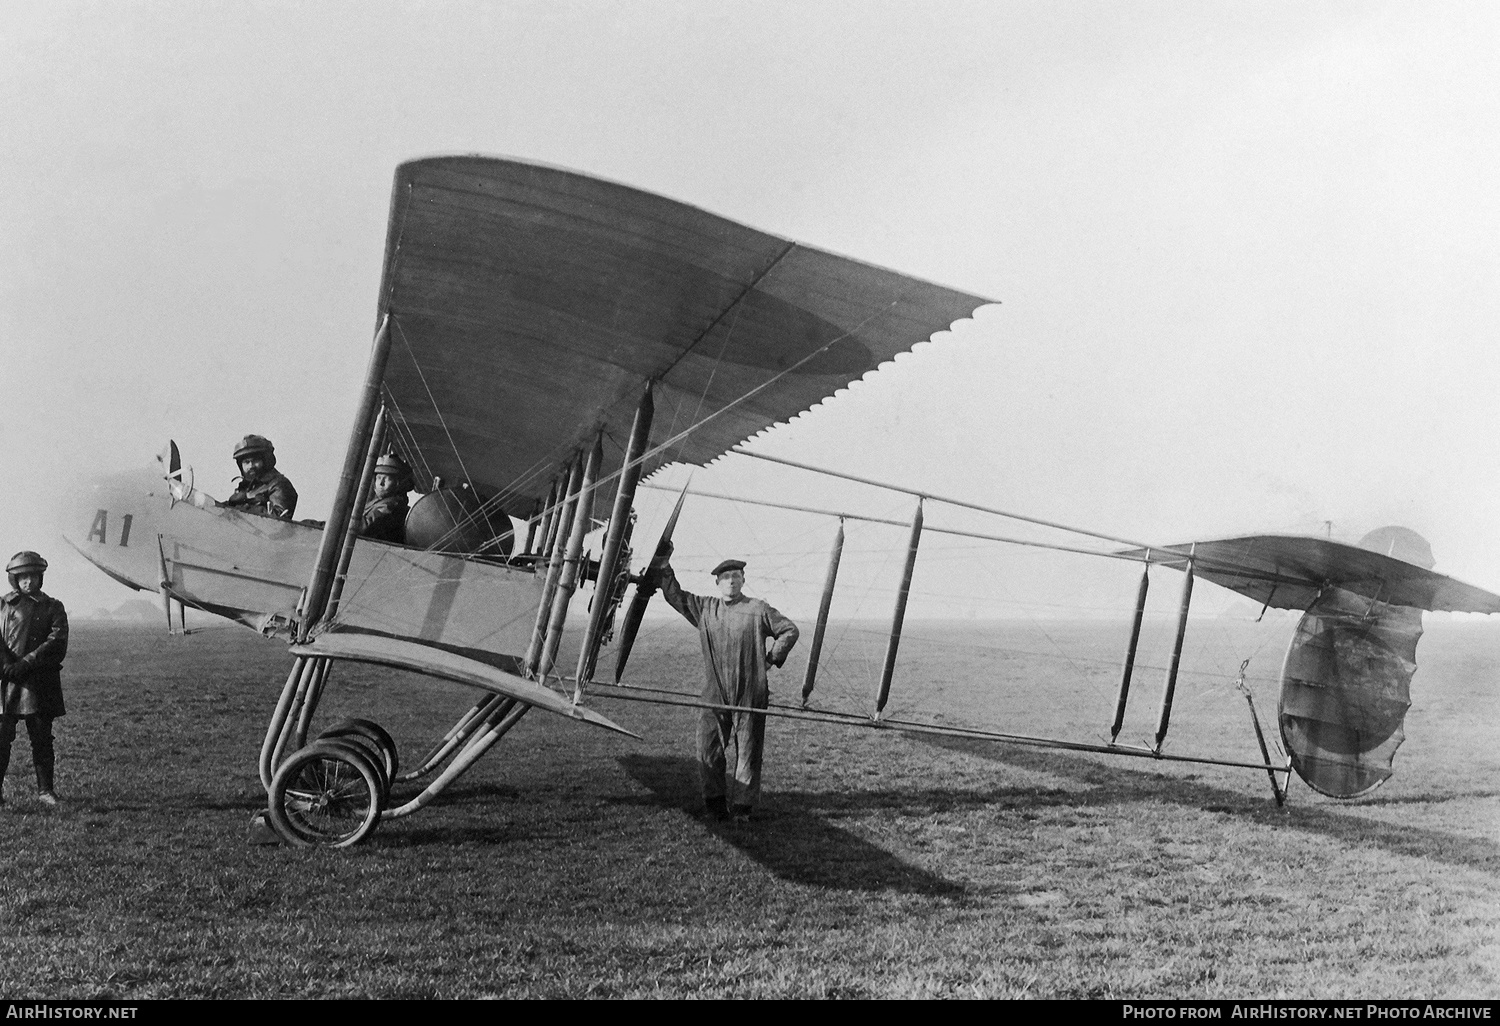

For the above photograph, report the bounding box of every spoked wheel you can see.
[316,718,399,796]
[267,740,384,848]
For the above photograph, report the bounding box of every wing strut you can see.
[576,383,654,692]
[537,433,602,682]
[1153,550,1195,753]
[801,519,845,707]
[534,475,563,558]
[301,314,393,636]
[1109,564,1151,743]
[525,453,583,676]
[875,500,923,717]
[327,406,387,620]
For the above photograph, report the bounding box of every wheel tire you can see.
[267,740,384,848]
[317,718,399,789]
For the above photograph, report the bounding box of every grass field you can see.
[0,618,1497,999]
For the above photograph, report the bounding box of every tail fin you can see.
[1278,527,1429,798]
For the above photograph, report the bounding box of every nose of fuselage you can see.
[61,466,167,593]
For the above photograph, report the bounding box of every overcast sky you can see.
[3,1,1498,620]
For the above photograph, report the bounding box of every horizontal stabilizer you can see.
[1118,535,1500,614]
[291,632,639,739]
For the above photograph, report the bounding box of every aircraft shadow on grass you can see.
[916,735,1500,876]
[617,754,964,895]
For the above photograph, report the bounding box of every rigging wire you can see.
[362,286,919,579]
[380,390,437,488]
[727,448,1158,551]
[660,244,798,468]
[637,482,1134,563]
[339,280,1192,697]
[393,317,477,493]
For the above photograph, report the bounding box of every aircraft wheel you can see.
[316,718,399,795]
[267,740,384,848]
[316,737,391,804]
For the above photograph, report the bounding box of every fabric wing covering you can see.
[1117,534,1500,614]
[375,156,995,517]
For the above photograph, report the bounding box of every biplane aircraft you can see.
[63,155,1500,847]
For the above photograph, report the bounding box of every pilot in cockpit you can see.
[222,434,299,520]
[359,452,412,543]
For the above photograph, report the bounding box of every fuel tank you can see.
[405,485,513,557]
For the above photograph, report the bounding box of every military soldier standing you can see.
[0,552,68,806]
[222,434,298,519]
[360,452,412,543]
[658,556,799,823]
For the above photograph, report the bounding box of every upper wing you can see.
[376,156,995,515]
[1119,535,1500,614]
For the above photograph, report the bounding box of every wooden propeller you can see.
[612,483,689,684]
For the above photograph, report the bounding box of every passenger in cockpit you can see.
[222,435,299,520]
[360,452,412,543]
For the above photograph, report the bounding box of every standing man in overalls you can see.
[658,557,798,823]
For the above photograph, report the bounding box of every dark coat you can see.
[224,470,298,519]
[1,590,68,718]
[360,494,409,543]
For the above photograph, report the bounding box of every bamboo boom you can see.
[801,519,845,705]
[539,433,602,680]
[583,683,1290,775]
[525,454,582,676]
[875,500,923,716]
[302,315,393,635]
[1154,555,1195,752]
[576,384,653,692]
[1110,565,1150,742]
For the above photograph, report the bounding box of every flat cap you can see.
[710,559,746,578]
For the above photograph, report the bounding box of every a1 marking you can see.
[88,510,134,547]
